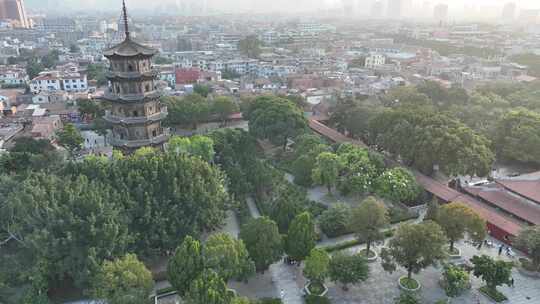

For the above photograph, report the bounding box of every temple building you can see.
[102,1,168,152]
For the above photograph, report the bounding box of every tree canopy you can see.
[90,254,153,304]
[245,96,307,149]
[239,217,283,271]
[436,202,486,252]
[381,221,447,279]
[515,226,540,271]
[350,196,390,256]
[203,233,255,282]
[167,236,204,296]
[328,252,369,290]
[285,212,316,261]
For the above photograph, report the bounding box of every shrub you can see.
[479,286,508,303]
[394,292,419,304]
[440,264,471,297]
[388,206,418,224]
[305,294,331,304]
[319,203,351,237]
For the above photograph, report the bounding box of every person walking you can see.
[280,289,285,299]
[510,277,515,287]
[498,245,503,255]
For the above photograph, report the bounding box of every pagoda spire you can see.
[122,0,130,39]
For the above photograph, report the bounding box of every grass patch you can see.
[400,277,419,290]
[479,286,508,303]
[359,249,376,258]
[307,281,326,295]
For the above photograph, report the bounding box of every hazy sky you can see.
[25,0,540,14]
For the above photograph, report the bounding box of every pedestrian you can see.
[498,245,503,255]
[280,289,285,299]
[511,277,514,287]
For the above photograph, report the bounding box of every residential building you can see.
[31,115,62,140]
[0,66,27,85]
[365,53,386,69]
[30,67,88,94]
[433,3,449,24]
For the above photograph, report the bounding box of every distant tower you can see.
[102,0,169,152]
[501,2,516,22]
[387,0,402,19]
[433,3,449,24]
[0,0,29,28]
[371,1,384,18]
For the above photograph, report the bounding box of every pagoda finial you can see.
[122,0,130,39]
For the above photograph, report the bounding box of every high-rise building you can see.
[0,0,29,28]
[433,3,449,24]
[102,1,169,152]
[387,0,402,19]
[342,0,355,18]
[501,2,516,22]
[371,1,384,18]
[519,9,540,24]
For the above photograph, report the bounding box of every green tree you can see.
[77,99,104,119]
[167,236,204,296]
[194,84,211,97]
[380,221,447,280]
[328,252,369,290]
[238,35,262,59]
[394,292,420,304]
[291,134,330,186]
[515,226,540,271]
[319,203,351,238]
[213,96,239,126]
[494,109,540,165]
[246,96,307,150]
[164,94,212,129]
[86,63,108,86]
[350,196,389,257]
[312,152,341,194]
[4,174,130,290]
[303,248,330,284]
[203,233,255,282]
[285,212,316,261]
[424,199,440,222]
[90,254,153,304]
[440,264,471,297]
[471,255,513,293]
[185,269,233,304]
[436,202,486,252]
[11,137,54,154]
[375,168,421,205]
[269,182,306,233]
[26,60,44,79]
[336,145,377,195]
[239,217,283,272]
[57,123,83,158]
[168,136,215,162]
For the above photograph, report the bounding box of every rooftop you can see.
[103,37,158,58]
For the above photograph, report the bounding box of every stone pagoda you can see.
[102,0,168,152]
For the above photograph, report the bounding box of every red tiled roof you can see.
[308,119,367,148]
[496,180,540,204]
[464,187,540,225]
[175,68,201,85]
[414,173,461,202]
